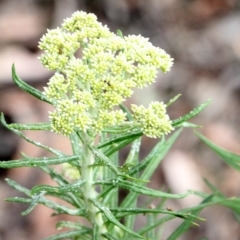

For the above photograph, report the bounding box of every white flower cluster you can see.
[39,11,174,138]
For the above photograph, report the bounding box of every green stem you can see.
[81,133,107,238]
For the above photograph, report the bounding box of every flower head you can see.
[131,102,174,138]
[40,11,174,137]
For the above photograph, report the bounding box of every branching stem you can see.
[81,133,106,238]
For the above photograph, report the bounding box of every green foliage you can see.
[196,132,240,171]
[0,67,212,239]
[2,10,238,240]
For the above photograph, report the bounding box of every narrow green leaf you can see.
[43,229,91,240]
[123,137,141,231]
[140,130,182,180]
[34,195,87,216]
[106,153,119,208]
[96,179,191,199]
[98,186,115,203]
[203,178,223,195]
[120,129,182,210]
[196,131,240,171]
[167,220,196,239]
[5,178,30,196]
[12,64,52,104]
[174,122,201,128]
[200,180,240,214]
[129,136,166,176]
[172,100,211,127]
[166,195,213,240]
[103,187,119,210]
[221,198,240,214]
[0,155,81,168]
[97,130,142,150]
[110,208,203,221]
[40,166,84,208]
[70,132,83,155]
[89,145,127,178]
[137,213,176,235]
[40,166,70,186]
[119,103,133,120]
[103,237,139,240]
[191,195,240,212]
[56,221,89,230]
[22,192,45,215]
[104,137,142,157]
[0,113,63,157]
[8,122,51,131]
[42,191,81,208]
[138,193,240,235]
[5,197,31,204]
[102,233,118,240]
[91,198,146,239]
[93,224,99,240]
[31,180,85,195]
[147,213,155,239]
[166,94,181,107]
[124,137,141,167]
[102,126,136,134]
[100,131,119,209]
[116,29,124,38]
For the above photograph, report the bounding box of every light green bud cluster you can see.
[39,11,174,137]
[131,102,174,138]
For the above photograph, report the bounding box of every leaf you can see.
[39,166,84,208]
[90,198,146,239]
[138,193,240,235]
[5,197,31,204]
[196,131,240,171]
[56,221,89,230]
[40,166,70,186]
[147,212,155,239]
[96,179,191,199]
[97,130,142,150]
[172,100,211,127]
[120,129,182,210]
[0,155,81,168]
[31,180,86,195]
[70,132,83,155]
[102,149,119,208]
[22,192,45,215]
[166,194,213,240]
[12,64,52,104]
[97,186,115,203]
[8,122,51,131]
[89,145,127,178]
[116,29,124,38]
[5,178,30,196]
[0,113,63,157]
[42,229,91,240]
[29,195,86,216]
[103,236,140,240]
[122,137,141,231]
[128,137,165,176]
[93,224,99,240]
[166,94,181,107]
[109,207,203,221]
[119,103,133,121]
[102,233,118,240]
[174,122,201,128]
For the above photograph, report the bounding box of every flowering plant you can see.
[0,11,212,239]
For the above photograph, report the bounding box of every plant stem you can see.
[81,133,107,238]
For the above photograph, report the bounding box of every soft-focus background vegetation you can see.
[0,0,240,239]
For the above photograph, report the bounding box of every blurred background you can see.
[0,0,240,239]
